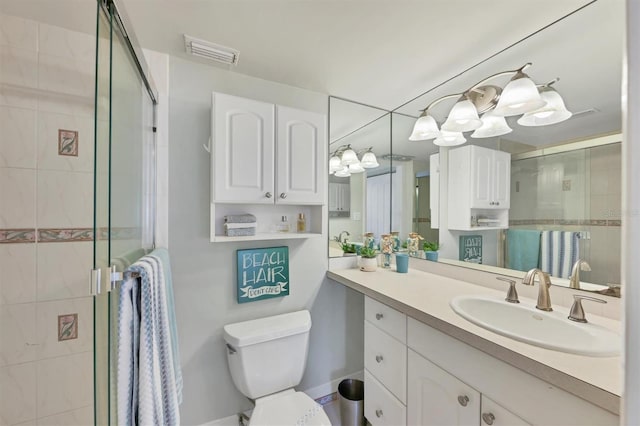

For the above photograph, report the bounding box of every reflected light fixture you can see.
[329,145,380,177]
[410,63,571,144]
[340,147,359,165]
[360,150,380,168]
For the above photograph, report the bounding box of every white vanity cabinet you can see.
[363,297,407,425]
[212,93,326,205]
[447,145,510,230]
[210,92,326,241]
[328,182,350,216]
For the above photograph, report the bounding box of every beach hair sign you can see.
[236,247,290,303]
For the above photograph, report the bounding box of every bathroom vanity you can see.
[327,267,620,426]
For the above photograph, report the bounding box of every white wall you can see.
[168,57,364,424]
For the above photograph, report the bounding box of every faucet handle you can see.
[568,294,607,323]
[496,277,519,303]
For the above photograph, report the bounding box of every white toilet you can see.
[223,310,332,426]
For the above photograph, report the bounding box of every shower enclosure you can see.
[93,0,157,423]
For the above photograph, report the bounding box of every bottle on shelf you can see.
[297,213,306,233]
[276,216,290,232]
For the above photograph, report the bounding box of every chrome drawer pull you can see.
[265,192,272,198]
[375,410,383,418]
[457,395,469,407]
[375,313,383,320]
[375,355,383,363]
[482,413,495,425]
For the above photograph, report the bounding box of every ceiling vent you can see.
[184,35,239,66]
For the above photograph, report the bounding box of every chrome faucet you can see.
[334,231,350,243]
[522,268,553,311]
[569,259,591,289]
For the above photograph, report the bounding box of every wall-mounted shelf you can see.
[212,232,322,243]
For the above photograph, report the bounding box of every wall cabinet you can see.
[328,182,350,217]
[363,296,618,426]
[448,145,511,230]
[210,92,326,241]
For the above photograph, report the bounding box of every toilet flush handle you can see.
[226,343,237,354]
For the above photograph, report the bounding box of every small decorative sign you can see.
[237,247,289,303]
[459,235,482,264]
[58,129,79,157]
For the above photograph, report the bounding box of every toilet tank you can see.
[223,310,312,399]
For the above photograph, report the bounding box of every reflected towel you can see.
[224,214,256,223]
[506,229,541,272]
[540,231,580,279]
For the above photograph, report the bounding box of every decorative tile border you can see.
[58,129,79,157]
[38,228,93,242]
[0,228,36,243]
[314,392,337,406]
[58,313,78,341]
[412,217,431,223]
[509,219,622,227]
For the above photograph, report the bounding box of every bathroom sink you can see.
[450,296,620,357]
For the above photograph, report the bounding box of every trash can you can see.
[338,379,365,426]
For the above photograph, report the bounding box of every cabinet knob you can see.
[280,192,287,199]
[482,412,496,425]
[375,313,384,320]
[457,395,469,407]
[489,201,495,206]
[265,192,272,198]
[495,201,500,206]
[375,355,383,363]
[375,410,383,418]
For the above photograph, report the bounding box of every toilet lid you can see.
[250,392,332,426]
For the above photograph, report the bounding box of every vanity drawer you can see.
[365,320,407,403]
[365,296,407,343]
[365,369,406,426]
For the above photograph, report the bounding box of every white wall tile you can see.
[36,297,92,360]
[36,405,92,426]
[0,244,36,305]
[38,24,94,61]
[0,14,38,50]
[0,106,37,169]
[0,167,36,228]
[36,111,94,173]
[36,242,92,302]
[0,46,38,88]
[0,82,38,110]
[36,351,93,418]
[37,90,94,118]
[36,170,93,228]
[0,303,36,366]
[0,362,37,425]
[38,53,94,99]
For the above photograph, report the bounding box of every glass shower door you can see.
[93,0,157,423]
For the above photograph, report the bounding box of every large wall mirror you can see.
[329,0,623,296]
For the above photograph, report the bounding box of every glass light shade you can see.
[517,89,572,126]
[493,74,546,116]
[434,130,466,147]
[348,162,365,173]
[335,166,351,177]
[409,114,441,141]
[329,155,342,173]
[441,99,482,132]
[360,151,379,168]
[471,112,513,138]
[340,148,359,165]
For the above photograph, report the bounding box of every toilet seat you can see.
[250,390,332,426]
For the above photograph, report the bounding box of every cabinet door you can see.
[481,395,531,426]
[492,151,511,209]
[339,183,350,212]
[328,183,339,211]
[276,106,326,204]
[408,349,480,426]
[212,93,275,203]
[470,145,493,209]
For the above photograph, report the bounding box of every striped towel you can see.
[117,250,182,426]
[540,231,580,279]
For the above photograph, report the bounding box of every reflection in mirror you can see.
[389,0,623,295]
[328,97,391,257]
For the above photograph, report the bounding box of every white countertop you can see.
[327,266,622,415]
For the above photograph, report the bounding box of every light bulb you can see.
[493,72,546,116]
[471,112,513,138]
[441,99,482,132]
[517,88,572,126]
[340,148,359,165]
[360,151,379,168]
[409,113,440,141]
[434,131,466,147]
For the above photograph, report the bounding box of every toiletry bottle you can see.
[277,216,290,232]
[297,213,306,232]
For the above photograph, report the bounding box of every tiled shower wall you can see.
[510,143,622,286]
[0,13,94,425]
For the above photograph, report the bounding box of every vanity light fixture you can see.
[329,145,380,177]
[409,63,572,143]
